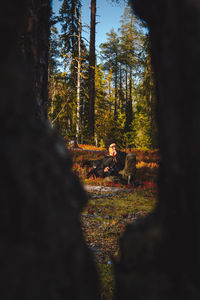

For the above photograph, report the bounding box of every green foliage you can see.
[71,147,160,186]
[100,29,120,74]
[59,0,81,56]
[48,1,158,149]
[81,188,157,299]
[132,112,152,149]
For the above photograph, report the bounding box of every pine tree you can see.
[59,0,81,69]
[48,24,61,120]
[59,0,82,139]
[131,31,157,149]
[95,64,109,145]
[88,0,96,142]
[141,34,157,148]
[119,6,137,132]
[100,29,120,116]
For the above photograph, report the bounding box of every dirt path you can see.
[84,185,133,198]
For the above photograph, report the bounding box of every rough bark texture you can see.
[115,0,200,299]
[20,0,51,120]
[0,1,100,299]
[3,0,200,299]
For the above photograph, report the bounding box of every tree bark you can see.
[119,64,124,109]
[20,0,51,120]
[125,64,128,109]
[114,70,118,117]
[115,0,200,299]
[0,1,100,299]
[76,9,82,142]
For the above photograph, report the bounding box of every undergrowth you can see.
[71,145,159,300]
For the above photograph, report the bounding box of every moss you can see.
[80,188,157,300]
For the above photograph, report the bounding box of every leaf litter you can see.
[80,186,157,299]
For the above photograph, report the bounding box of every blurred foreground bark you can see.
[115,1,200,299]
[2,0,200,299]
[0,1,100,299]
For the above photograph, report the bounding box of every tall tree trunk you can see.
[115,0,200,299]
[88,0,96,141]
[125,64,128,109]
[21,0,51,120]
[108,72,112,112]
[76,8,82,142]
[0,1,100,298]
[129,65,133,118]
[125,65,133,132]
[114,71,118,117]
[119,64,125,111]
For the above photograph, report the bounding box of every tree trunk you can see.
[119,64,125,110]
[0,1,100,299]
[114,70,118,117]
[20,0,51,120]
[115,0,200,299]
[108,72,112,112]
[125,64,128,109]
[124,65,133,132]
[129,64,133,118]
[76,8,82,142]
[88,0,96,141]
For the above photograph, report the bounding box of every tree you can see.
[1,1,101,298]
[115,0,200,299]
[4,0,200,298]
[138,33,157,148]
[19,0,51,120]
[76,8,82,142]
[119,5,144,132]
[59,0,82,139]
[100,29,120,116]
[59,0,81,70]
[98,3,153,148]
[119,6,134,131]
[95,64,112,145]
[48,24,61,118]
[88,0,96,141]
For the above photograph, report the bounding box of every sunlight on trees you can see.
[48,1,157,149]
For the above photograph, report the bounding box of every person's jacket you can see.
[86,150,127,178]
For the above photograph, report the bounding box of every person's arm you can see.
[102,156,116,175]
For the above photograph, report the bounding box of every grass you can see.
[71,145,159,299]
[80,188,157,299]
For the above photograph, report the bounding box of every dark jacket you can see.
[86,150,127,178]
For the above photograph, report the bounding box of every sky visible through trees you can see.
[52,0,127,58]
[49,0,157,149]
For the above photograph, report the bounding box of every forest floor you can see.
[70,145,159,300]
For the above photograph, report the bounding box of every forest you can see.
[48,0,157,149]
[48,2,159,298]
[2,0,200,299]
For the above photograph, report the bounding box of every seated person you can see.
[82,142,136,184]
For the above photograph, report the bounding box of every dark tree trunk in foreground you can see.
[20,0,51,120]
[88,0,96,141]
[4,0,200,299]
[0,1,100,299]
[115,0,200,299]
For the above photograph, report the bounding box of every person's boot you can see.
[119,153,136,185]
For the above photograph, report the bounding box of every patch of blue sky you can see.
[52,0,126,60]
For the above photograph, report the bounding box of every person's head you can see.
[108,142,117,156]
